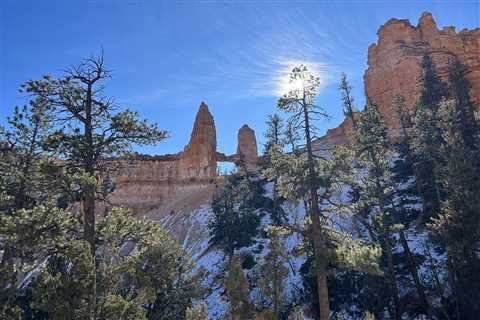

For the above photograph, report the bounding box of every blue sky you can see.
[1,0,479,158]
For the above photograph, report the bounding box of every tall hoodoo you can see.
[107,101,260,222]
[177,102,218,180]
[237,124,259,171]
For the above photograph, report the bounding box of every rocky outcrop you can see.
[104,102,259,249]
[315,12,480,147]
[177,102,218,180]
[237,125,259,171]
[365,12,480,132]
[313,113,359,150]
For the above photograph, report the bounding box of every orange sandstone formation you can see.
[106,102,259,220]
[237,124,259,171]
[316,12,479,147]
[177,102,218,180]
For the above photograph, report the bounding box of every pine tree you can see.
[0,203,80,318]
[264,114,284,150]
[186,303,209,320]
[21,54,167,318]
[0,104,61,212]
[446,57,478,150]
[0,206,202,320]
[29,240,94,320]
[224,255,253,320]
[351,99,402,320]
[284,120,301,152]
[263,114,286,224]
[99,208,202,320]
[208,173,263,264]
[391,94,431,316]
[339,72,357,129]
[416,55,447,114]
[409,54,447,218]
[276,65,331,320]
[266,65,381,320]
[258,228,289,318]
[429,97,480,319]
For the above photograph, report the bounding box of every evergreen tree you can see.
[339,73,357,129]
[0,104,61,212]
[257,228,289,319]
[0,203,80,319]
[21,207,202,320]
[21,54,167,318]
[446,57,478,149]
[29,240,94,320]
[276,64,331,320]
[406,55,479,319]
[391,93,431,317]
[265,65,381,320]
[264,114,284,150]
[99,208,202,320]
[409,54,447,218]
[208,172,265,263]
[186,303,209,320]
[351,99,402,320]
[429,97,480,319]
[416,55,448,114]
[262,114,286,224]
[224,255,253,320]
[284,120,301,152]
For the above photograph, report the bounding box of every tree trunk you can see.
[273,254,279,319]
[83,83,97,320]
[399,230,430,315]
[425,243,451,320]
[384,230,401,320]
[302,102,330,320]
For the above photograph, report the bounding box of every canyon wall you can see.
[106,11,479,249]
[316,12,480,147]
[106,102,259,219]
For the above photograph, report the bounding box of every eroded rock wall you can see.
[316,12,480,148]
[106,102,259,226]
[365,12,480,133]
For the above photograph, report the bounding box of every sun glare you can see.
[275,60,327,96]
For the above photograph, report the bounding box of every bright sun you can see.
[275,60,325,96]
[287,78,304,93]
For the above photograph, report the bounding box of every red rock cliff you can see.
[316,12,480,147]
[365,12,480,132]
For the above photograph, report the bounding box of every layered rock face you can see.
[313,113,359,149]
[105,102,259,248]
[316,12,479,147]
[237,124,259,171]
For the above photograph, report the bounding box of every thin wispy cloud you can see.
[117,5,344,104]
